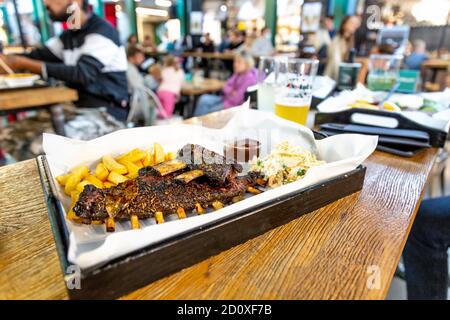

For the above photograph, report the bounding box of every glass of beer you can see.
[274,58,319,126]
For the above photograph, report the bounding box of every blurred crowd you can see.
[0,0,447,163]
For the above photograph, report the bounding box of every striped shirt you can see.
[27,14,128,109]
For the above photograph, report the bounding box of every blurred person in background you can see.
[157,55,185,118]
[126,45,157,126]
[235,34,256,54]
[219,30,232,52]
[226,30,245,52]
[404,40,428,70]
[0,0,129,122]
[194,51,257,116]
[197,33,215,77]
[142,35,156,52]
[145,63,162,91]
[312,16,335,74]
[127,45,160,92]
[403,196,450,300]
[251,27,274,57]
[324,15,336,39]
[127,34,139,49]
[198,33,215,53]
[126,45,147,91]
[324,16,360,80]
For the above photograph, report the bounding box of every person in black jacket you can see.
[0,0,129,121]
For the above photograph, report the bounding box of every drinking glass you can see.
[257,56,288,112]
[257,56,277,112]
[367,54,403,91]
[274,58,319,125]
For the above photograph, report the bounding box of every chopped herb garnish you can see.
[297,169,306,176]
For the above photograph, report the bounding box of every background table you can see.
[182,51,235,61]
[181,78,225,96]
[0,86,78,136]
[0,109,438,299]
[180,79,225,118]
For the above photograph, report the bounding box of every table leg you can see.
[184,95,194,119]
[49,104,66,136]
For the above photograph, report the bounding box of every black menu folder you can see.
[315,108,448,148]
[318,123,432,157]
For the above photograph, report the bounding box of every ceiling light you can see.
[155,0,172,7]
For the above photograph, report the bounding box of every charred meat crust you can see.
[177,144,243,184]
[73,145,249,222]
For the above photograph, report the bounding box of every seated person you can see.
[157,55,185,118]
[142,35,156,52]
[126,45,146,91]
[198,33,215,53]
[404,40,428,70]
[197,33,215,76]
[403,196,450,300]
[145,63,161,91]
[251,27,274,57]
[126,45,157,125]
[0,0,129,122]
[126,45,160,92]
[194,52,258,117]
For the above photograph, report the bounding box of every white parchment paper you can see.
[43,108,378,270]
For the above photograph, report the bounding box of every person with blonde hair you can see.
[156,55,185,118]
[194,51,257,116]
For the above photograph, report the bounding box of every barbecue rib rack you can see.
[73,144,262,232]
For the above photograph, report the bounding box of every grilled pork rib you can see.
[178,144,243,184]
[73,144,249,223]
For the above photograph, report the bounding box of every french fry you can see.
[103,181,115,188]
[142,148,154,167]
[71,190,81,203]
[155,211,164,224]
[102,155,127,174]
[120,160,140,179]
[56,174,70,186]
[195,203,204,214]
[106,217,115,232]
[247,186,261,194]
[134,160,144,169]
[71,166,90,179]
[177,208,186,219]
[94,163,109,181]
[64,174,82,196]
[107,171,128,185]
[76,180,92,193]
[85,175,104,188]
[165,151,176,161]
[130,215,140,229]
[212,201,224,210]
[153,143,165,165]
[67,205,82,223]
[116,148,146,163]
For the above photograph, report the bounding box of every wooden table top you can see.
[182,51,236,60]
[0,86,78,111]
[181,78,225,96]
[422,59,450,70]
[0,109,438,299]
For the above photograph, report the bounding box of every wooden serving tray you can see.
[37,155,366,300]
